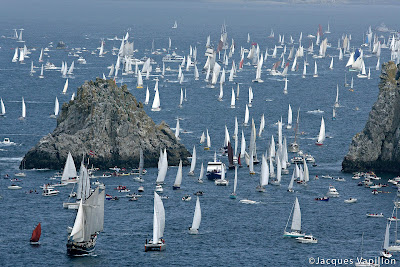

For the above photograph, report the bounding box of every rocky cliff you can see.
[21,79,190,170]
[342,61,400,173]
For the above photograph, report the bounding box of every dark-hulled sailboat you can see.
[66,184,105,256]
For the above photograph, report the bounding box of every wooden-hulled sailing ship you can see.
[66,186,105,256]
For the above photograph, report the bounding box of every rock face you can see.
[342,61,400,173]
[22,79,190,170]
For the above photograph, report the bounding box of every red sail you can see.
[30,223,41,242]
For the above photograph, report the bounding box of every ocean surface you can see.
[0,1,399,266]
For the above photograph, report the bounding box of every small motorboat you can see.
[239,199,259,204]
[118,188,130,193]
[214,179,229,186]
[380,249,393,259]
[344,198,357,203]
[296,234,318,244]
[14,172,26,177]
[160,195,169,200]
[194,191,204,196]
[10,178,23,182]
[155,184,163,193]
[115,185,127,190]
[42,185,59,196]
[366,213,383,218]
[321,175,333,179]
[315,196,329,201]
[326,185,339,197]
[133,176,144,182]
[8,184,22,190]
[129,196,138,201]
[335,177,345,182]
[138,186,144,192]
[182,195,192,201]
[105,194,118,200]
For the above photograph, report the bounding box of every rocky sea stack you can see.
[342,61,400,173]
[21,79,190,169]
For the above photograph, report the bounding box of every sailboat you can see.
[188,197,201,234]
[289,108,300,152]
[329,57,334,70]
[357,60,368,78]
[188,146,196,176]
[67,187,105,256]
[334,85,340,108]
[256,155,269,192]
[386,204,400,252]
[30,223,41,245]
[302,60,307,78]
[198,162,204,183]
[151,85,161,111]
[287,105,293,129]
[172,21,178,29]
[283,197,305,238]
[380,223,393,258]
[143,86,150,105]
[0,98,5,116]
[230,88,235,108]
[214,164,228,186]
[38,64,44,78]
[283,79,288,94]
[12,48,18,62]
[243,104,249,126]
[204,129,211,150]
[175,118,180,140]
[313,61,318,77]
[173,160,183,190]
[20,97,26,119]
[145,192,166,251]
[61,152,78,185]
[50,97,59,118]
[137,70,143,88]
[156,149,168,185]
[62,79,69,94]
[230,166,238,199]
[315,117,325,146]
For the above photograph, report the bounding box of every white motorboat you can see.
[239,199,259,204]
[138,186,144,192]
[42,185,60,196]
[8,184,22,190]
[155,184,163,193]
[182,195,192,201]
[366,213,383,218]
[326,185,339,197]
[296,234,317,244]
[344,198,357,203]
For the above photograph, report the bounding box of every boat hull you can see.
[66,239,96,256]
[145,241,166,252]
[283,231,305,238]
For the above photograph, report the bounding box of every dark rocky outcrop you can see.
[21,79,190,170]
[342,61,400,173]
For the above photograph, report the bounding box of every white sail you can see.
[233,166,238,194]
[329,57,334,69]
[259,114,265,137]
[240,130,246,157]
[99,40,104,57]
[288,170,295,191]
[260,155,269,186]
[152,192,165,244]
[276,155,282,183]
[199,163,204,181]
[302,61,306,78]
[189,146,196,174]
[151,85,161,111]
[39,48,43,62]
[334,85,339,107]
[384,223,390,250]
[303,158,309,182]
[0,98,5,115]
[313,61,318,77]
[283,79,288,94]
[137,70,143,88]
[191,197,202,231]
[145,86,150,105]
[12,48,18,62]
[62,79,69,94]
[67,61,74,75]
[175,119,180,139]
[230,88,235,108]
[244,104,249,125]
[156,149,168,184]
[206,129,211,148]
[173,160,183,188]
[317,117,326,144]
[291,197,302,232]
[287,105,293,129]
[70,200,85,242]
[54,97,59,116]
[21,97,26,118]
[61,152,77,182]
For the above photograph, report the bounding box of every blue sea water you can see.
[0,1,400,266]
